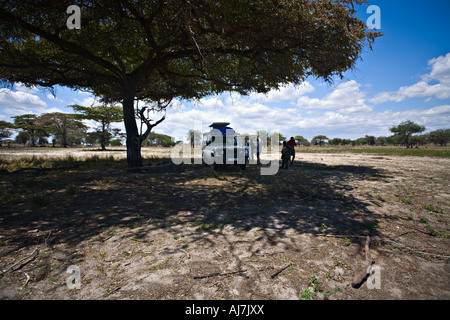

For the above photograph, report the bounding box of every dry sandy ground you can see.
[0,147,448,300]
[0,146,172,161]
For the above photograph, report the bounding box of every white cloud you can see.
[150,78,449,141]
[397,81,450,100]
[424,53,450,85]
[234,103,271,119]
[0,88,68,122]
[250,82,315,102]
[71,96,99,107]
[370,53,450,104]
[290,105,450,139]
[195,96,225,109]
[2,60,447,144]
[0,88,48,116]
[369,91,398,104]
[156,96,296,141]
[13,83,39,94]
[46,93,65,103]
[296,80,373,113]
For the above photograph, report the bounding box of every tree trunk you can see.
[62,131,68,148]
[122,87,142,168]
[100,121,106,151]
[30,129,36,147]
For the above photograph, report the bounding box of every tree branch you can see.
[138,104,166,142]
[108,45,127,73]
[116,0,159,49]
[0,8,123,79]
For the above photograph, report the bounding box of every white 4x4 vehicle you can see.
[202,122,248,171]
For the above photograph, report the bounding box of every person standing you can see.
[256,137,261,165]
[281,141,291,169]
[287,137,297,166]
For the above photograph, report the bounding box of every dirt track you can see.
[0,149,449,299]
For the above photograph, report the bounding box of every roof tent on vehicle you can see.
[209,122,235,136]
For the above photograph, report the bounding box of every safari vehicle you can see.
[202,122,248,170]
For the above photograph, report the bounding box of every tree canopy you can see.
[390,120,426,149]
[0,120,14,146]
[429,129,450,147]
[294,135,309,146]
[12,114,46,147]
[40,112,87,148]
[312,135,329,146]
[0,0,381,167]
[71,104,123,150]
[144,132,176,147]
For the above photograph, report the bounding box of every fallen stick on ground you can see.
[44,230,52,248]
[0,230,52,278]
[194,269,247,279]
[381,238,450,259]
[0,248,39,277]
[271,264,292,279]
[105,286,121,297]
[315,233,450,260]
[351,236,374,288]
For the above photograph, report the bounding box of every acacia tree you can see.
[187,129,202,148]
[0,120,14,147]
[390,120,425,149]
[71,104,123,150]
[329,138,342,146]
[0,0,380,168]
[429,129,450,147]
[40,112,87,148]
[294,135,309,146]
[312,135,329,146]
[12,114,44,147]
[365,135,376,146]
[145,132,176,147]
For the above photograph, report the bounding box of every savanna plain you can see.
[0,146,448,300]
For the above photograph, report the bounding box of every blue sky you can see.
[1,0,449,142]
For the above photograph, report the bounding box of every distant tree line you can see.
[185,120,448,149]
[0,104,176,148]
[271,121,449,148]
[3,117,448,150]
[142,132,178,147]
